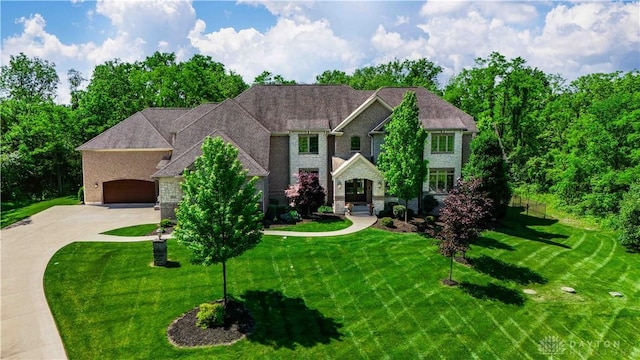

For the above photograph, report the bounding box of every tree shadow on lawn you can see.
[496,212,570,249]
[241,289,343,349]
[473,236,515,251]
[459,282,525,306]
[470,255,547,285]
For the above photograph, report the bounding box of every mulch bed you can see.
[372,217,427,233]
[167,299,255,347]
[146,226,173,236]
[264,213,346,229]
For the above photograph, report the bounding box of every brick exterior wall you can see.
[335,101,391,160]
[82,150,169,204]
[268,135,290,205]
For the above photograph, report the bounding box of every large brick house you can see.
[77,85,477,218]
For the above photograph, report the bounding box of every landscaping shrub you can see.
[77,187,84,202]
[380,217,394,228]
[422,194,439,214]
[392,205,406,219]
[281,210,301,223]
[385,201,399,213]
[318,205,333,213]
[160,218,173,228]
[196,303,225,329]
[425,215,436,225]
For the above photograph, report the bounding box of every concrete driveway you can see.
[1,205,159,360]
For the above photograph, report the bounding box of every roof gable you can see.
[153,131,269,178]
[172,99,271,170]
[332,95,394,133]
[77,112,172,150]
[331,153,382,178]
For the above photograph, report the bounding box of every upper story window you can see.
[350,136,361,151]
[429,168,455,193]
[431,134,454,153]
[299,134,319,154]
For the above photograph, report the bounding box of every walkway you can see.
[1,205,377,359]
[263,212,377,237]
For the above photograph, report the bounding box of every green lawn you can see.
[44,209,640,359]
[1,196,80,228]
[269,217,352,232]
[101,223,159,236]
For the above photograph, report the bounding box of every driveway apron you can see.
[1,205,159,360]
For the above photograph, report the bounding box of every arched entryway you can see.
[103,179,156,203]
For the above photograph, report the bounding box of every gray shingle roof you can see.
[171,99,270,172]
[374,87,477,131]
[235,84,373,132]
[79,84,476,178]
[77,112,173,150]
[153,130,269,177]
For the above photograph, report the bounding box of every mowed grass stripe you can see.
[319,244,386,358]
[44,211,640,359]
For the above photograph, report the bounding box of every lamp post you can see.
[152,227,167,266]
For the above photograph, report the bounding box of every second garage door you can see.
[103,180,156,203]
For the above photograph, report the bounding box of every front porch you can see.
[331,153,385,215]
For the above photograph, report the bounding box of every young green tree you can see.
[619,182,640,252]
[174,137,264,307]
[463,131,512,218]
[377,91,428,222]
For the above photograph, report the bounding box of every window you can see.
[429,169,455,193]
[431,134,454,153]
[298,134,319,154]
[350,136,361,151]
[299,168,319,175]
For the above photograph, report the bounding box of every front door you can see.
[345,179,367,204]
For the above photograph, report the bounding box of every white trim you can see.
[331,153,382,178]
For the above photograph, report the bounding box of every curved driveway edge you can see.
[1,205,159,360]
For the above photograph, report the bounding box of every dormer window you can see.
[299,134,319,154]
[350,136,361,151]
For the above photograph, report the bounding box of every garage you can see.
[103,180,156,204]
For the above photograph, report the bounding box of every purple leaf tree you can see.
[431,178,493,285]
[285,172,326,217]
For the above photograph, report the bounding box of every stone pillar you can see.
[152,237,167,266]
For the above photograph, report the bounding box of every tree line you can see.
[1,51,638,229]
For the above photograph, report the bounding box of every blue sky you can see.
[1,1,638,103]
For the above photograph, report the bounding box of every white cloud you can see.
[394,15,409,26]
[529,2,640,78]
[188,14,363,83]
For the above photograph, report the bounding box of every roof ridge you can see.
[139,111,173,149]
[225,98,272,135]
[174,103,221,134]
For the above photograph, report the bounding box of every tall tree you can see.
[285,171,326,217]
[0,53,59,103]
[463,131,512,218]
[377,91,427,222]
[432,179,493,284]
[174,137,264,307]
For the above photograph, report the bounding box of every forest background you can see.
[1,51,638,228]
